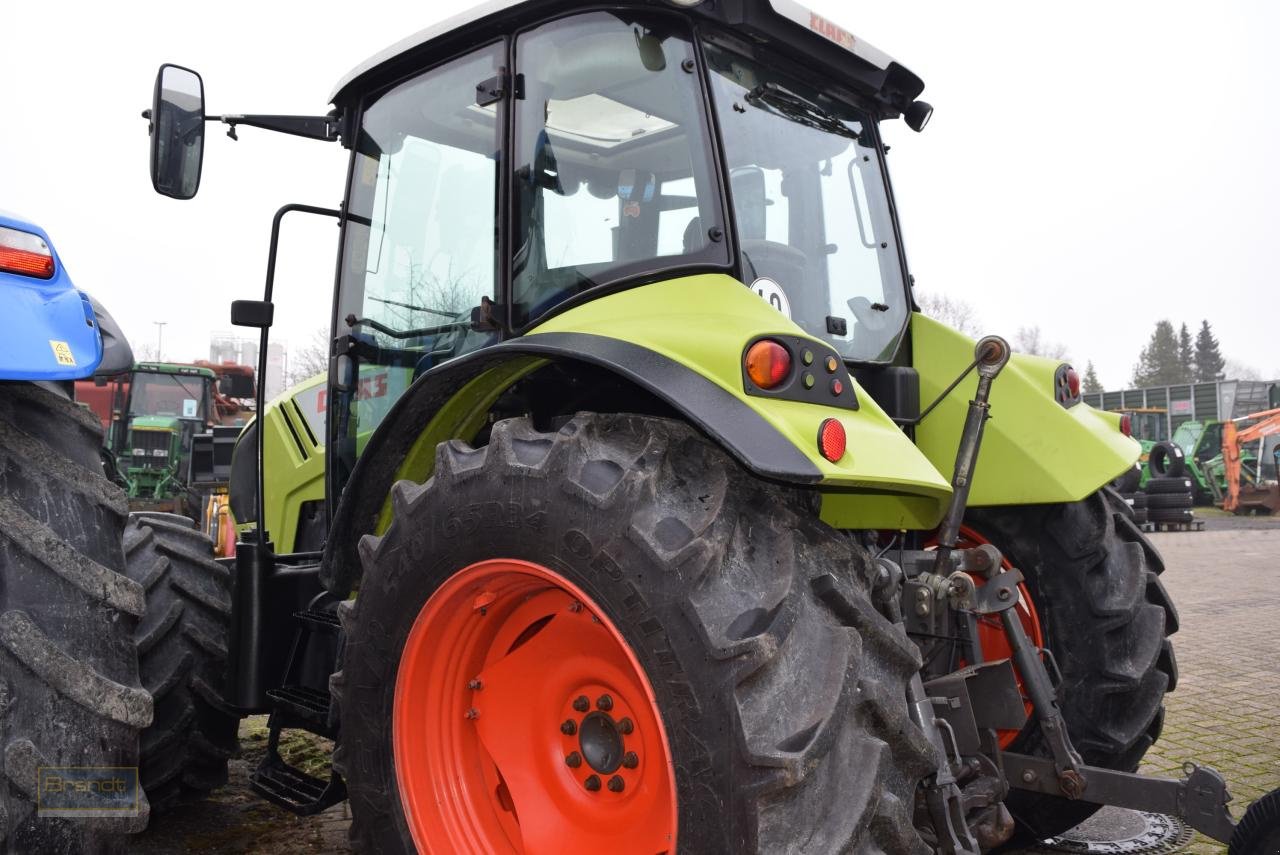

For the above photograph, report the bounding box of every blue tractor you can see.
[0,213,236,848]
[0,211,149,847]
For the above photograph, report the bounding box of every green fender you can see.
[528,275,953,528]
[231,373,327,554]
[911,313,1138,506]
[321,274,956,592]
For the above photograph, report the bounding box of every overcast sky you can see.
[3,1,1277,389]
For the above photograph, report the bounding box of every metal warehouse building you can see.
[1083,379,1280,435]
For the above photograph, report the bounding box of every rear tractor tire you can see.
[968,488,1178,846]
[1231,786,1280,855]
[0,383,151,850]
[332,413,937,854]
[124,512,239,811]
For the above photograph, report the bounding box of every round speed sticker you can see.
[752,277,792,318]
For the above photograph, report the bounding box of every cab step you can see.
[249,748,346,816]
[265,685,333,735]
[293,607,343,634]
[248,601,348,816]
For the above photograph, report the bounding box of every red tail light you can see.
[1065,367,1081,398]
[817,418,846,462]
[745,339,791,389]
[0,226,55,279]
[1120,414,1132,436]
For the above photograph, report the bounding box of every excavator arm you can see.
[1223,407,1280,512]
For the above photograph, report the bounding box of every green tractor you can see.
[139,2,1279,852]
[1172,418,1245,505]
[77,361,246,546]
[121,410,193,503]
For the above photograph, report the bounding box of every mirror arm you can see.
[206,113,340,143]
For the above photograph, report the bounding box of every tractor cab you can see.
[1116,407,1169,445]
[319,4,928,496]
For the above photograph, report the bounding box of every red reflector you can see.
[1120,414,1132,437]
[0,226,54,279]
[745,340,791,389]
[0,247,54,278]
[818,418,846,462]
[1065,367,1081,398]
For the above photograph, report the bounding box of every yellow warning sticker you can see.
[49,340,76,366]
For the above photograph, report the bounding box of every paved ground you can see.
[134,524,1280,853]
[1130,526,1280,854]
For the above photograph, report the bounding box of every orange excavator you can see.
[1222,407,1280,514]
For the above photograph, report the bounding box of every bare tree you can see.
[362,259,481,348]
[1015,325,1069,361]
[916,292,980,337]
[285,327,330,388]
[1223,358,1262,381]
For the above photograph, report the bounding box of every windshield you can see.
[512,11,727,325]
[336,43,504,480]
[128,372,210,422]
[704,41,909,362]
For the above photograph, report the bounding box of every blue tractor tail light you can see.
[0,226,55,279]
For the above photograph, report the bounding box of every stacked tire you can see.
[1111,466,1148,525]
[1143,442,1195,526]
[1127,491,1149,526]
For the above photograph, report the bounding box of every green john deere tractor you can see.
[141,2,1279,852]
[78,362,220,513]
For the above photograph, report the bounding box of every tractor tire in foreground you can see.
[332,413,936,854]
[0,383,151,850]
[969,488,1178,845]
[1231,786,1280,855]
[124,512,239,811]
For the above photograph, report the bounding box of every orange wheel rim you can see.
[928,527,1045,748]
[393,559,678,854]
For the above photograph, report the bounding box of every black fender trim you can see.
[86,293,134,376]
[321,331,821,594]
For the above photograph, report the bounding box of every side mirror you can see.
[149,64,206,199]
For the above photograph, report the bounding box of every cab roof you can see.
[330,0,923,115]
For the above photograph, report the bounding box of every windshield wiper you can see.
[744,82,858,140]
[369,295,458,319]
[345,314,469,341]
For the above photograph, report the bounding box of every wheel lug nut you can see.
[565,752,582,768]
[560,719,577,735]
[573,695,589,712]
[608,775,625,792]
[596,694,613,711]
[467,679,482,690]
[584,774,601,792]
[618,717,634,734]
[622,751,639,769]
[464,708,479,720]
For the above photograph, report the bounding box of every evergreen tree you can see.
[1131,320,1185,386]
[1194,320,1225,381]
[1178,323,1194,382]
[1083,361,1103,394]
